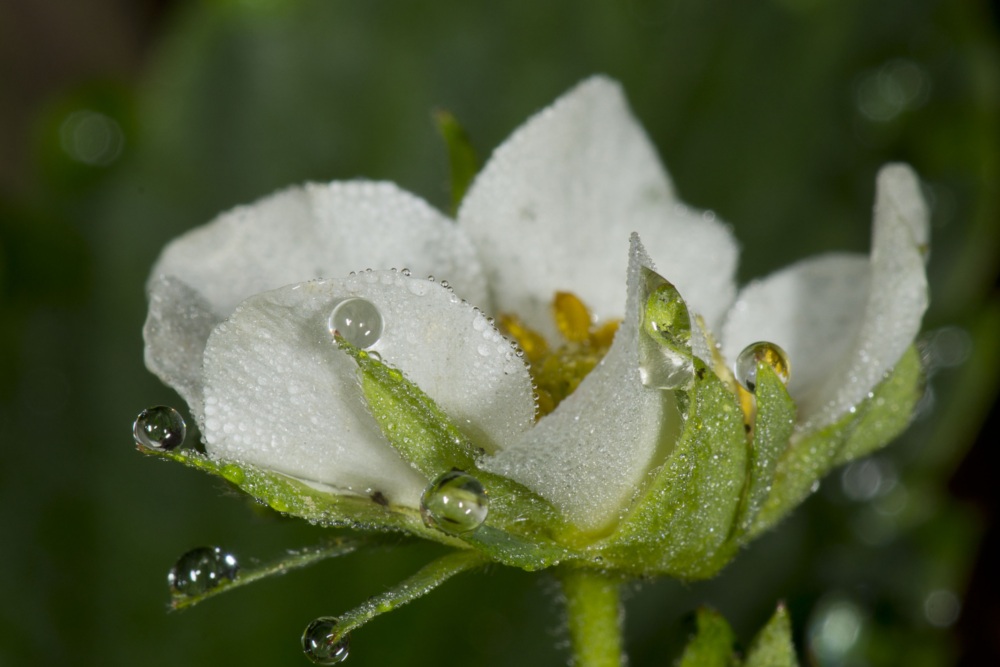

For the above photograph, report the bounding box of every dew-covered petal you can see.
[482,235,677,533]
[145,181,487,419]
[202,271,534,507]
[458,76,738,337]
[721,254,870,414]
[722,164,929,427]
[143,276,219,417]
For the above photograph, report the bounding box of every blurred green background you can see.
[1,0,998,665]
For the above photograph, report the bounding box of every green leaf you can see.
[735,362,797,540]
[600,362,747,579]
[434,109,479,215]
[749,346,923,536]
[744,604,800,667]
[677,608,739,667]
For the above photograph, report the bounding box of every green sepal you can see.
[677,607,739,667]
[599,360,747,579]
[749,345,923,537]
[434,109,479,215]
[734,361,797,539]
[170,535,387,611]
[343,340,572,569]
[329,549,490,639]
[342,341,478,477]
[137,444,450,542]
[744,604,800,667]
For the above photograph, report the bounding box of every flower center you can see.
[499,292,620,418]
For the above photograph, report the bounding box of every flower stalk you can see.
[560,568,624,667]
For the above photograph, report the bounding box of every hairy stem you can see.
[559,567,625,667]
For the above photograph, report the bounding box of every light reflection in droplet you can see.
[855,59,930,123]
[59,109,125,166]
[923,326,973,371]
[841,458,897,502]
[808,596,866,664]
[923,589,961,628]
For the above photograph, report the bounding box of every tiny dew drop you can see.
[167,546,239,597]
[637,267,694,390]
[133,405,186,450]
[420,470,489,535]
[735,341,791,392]
[302,617,350,665]
[327,297,384,349]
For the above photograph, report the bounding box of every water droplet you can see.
[401,268,411,277]
[420,470,489,535]
[167,546,239,597]
[735,341,790,392]
[133,406,186,450]
[327,297,383,349]
[440,280,450,289]
[302,617,350,665]
[638,267,694,389]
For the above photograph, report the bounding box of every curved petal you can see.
[145,181,487,418]
[202,271,535,508]
[482,235,678,533]
[458,76,738,336]
[721,254,870,409]
[722,164,929,428]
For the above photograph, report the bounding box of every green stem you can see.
[559,567,625,667]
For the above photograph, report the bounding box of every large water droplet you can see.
[327,297,383,349]
[302,617,350,665]
[133,406,186,450]
[638,267,694,390]
[420,470,489,535]
[167,546,239,597]
[735,341,790,392]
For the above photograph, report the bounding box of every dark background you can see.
[1,1,998,665]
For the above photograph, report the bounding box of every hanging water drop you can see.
[735,341,791,392]
[327,297,384,349]
[133,405,186,450]
[637,267,694,390]
[420,470,489,535]
[167,546,239,597]
[302,617,350,665]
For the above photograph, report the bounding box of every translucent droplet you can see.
[133,405,186,450]
[735,341,790,392]
[420,470,489,535]
[327,297,383,349]
[167,546,239,597]
[302,617,350,665]
[637,267,694,390]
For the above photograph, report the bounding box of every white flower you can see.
[144,76,928,537]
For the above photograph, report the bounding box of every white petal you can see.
[482,235,678,533]
[721,253,870,408]
[145,181,486,413]
[202,271,535,507]
[458,75,738,335]
[722,164,929,427]
[143,276,218,418]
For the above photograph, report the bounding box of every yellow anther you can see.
[553,292,593,343]
[498,313,549,364]
[499,292,619,419]
[590,320,620,348]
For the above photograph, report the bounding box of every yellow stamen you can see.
[499,292,620,419]
[553,292,593,343]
